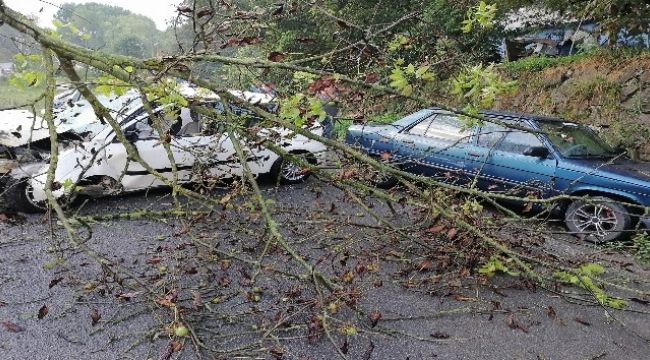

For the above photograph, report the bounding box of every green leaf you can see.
[415,65,430,79]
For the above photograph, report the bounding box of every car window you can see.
[497,130,544,154]
[407,114,471,143]
[477,122,508,148]
[177,110,202,137]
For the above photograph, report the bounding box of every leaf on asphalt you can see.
[49,277,64,289]
[340,338,349,354]
[90,308,101,326]
[368,310,382,327]
[170,341,182,352]
[155,294,177,308]
[427,224,446,234]
[307,315,323,342]
[270,346,284,359]
[574,317,591,326]
[362,341,375,360]
[430,331,450,339]
[146,257,164,265]
[418,259,434,272]
[340,270,354,283]
[450,293,475,302]
[116,291,141,300]
[2,321,25,332]
[355,263,366,275]
[546,306,557,320]
[192,290,203,310]
[506,314,528,333]
[38,304,49,319]
[0,212,25,224]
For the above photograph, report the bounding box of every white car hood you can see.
[0,91,141,148]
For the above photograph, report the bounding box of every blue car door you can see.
[398,112,474,184]
[467,121,558,198]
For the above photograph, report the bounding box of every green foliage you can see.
[278,93,326,127]
[144,79,189,109]
[554,263,627,309]
[633,233,650,264]
[9,54,45,90]
[389,61,435,96]
[388,34,411,52]
[478,256,519,277]
[53,3,163,58]
[461,198,483,216]
[450,63,517,124]
[501,53,593,74]
[0,78,44,109]
[94,73,130,97]
[461,1,497,33]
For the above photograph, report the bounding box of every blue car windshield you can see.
[539,121,617,158]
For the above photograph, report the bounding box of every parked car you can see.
[0,89,142,185]
[3,91,331,212]
[346,108,650,242]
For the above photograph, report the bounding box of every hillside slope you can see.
[496,52,650,160]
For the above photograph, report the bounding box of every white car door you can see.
[104,111,176,191]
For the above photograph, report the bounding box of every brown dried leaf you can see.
[368,310,382,327]
[155,294,177,308]
[506,314,529,333]
[418,259,434,272]
[341,270,354,284]
[365,72,379,83]
[2,321,25,332]
[116,291,140,300]
[546,306,557,320]
[427,224,446,234]
[430,331,450,339]
[268,51,287,62]
[192,290,203,310]
[340,338,349,354]
[90,308,101,326]
[38,304,48,319]
[574,317,591,326]
[49,277,64,289]
[270,346,284,359]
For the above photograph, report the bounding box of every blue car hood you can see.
[563,158,650,188]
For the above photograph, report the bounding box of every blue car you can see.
[345,109,650,242]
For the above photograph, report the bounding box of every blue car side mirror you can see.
[523,146,549,158]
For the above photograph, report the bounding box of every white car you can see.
[3,96,331,212]
[0,90,142,178]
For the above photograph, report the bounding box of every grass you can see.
[500,47,650,74]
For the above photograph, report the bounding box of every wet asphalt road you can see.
[1,181,650,360]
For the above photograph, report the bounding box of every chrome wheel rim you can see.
[25,181,45,209]
[281,160,306,182]
[571,203,618,238]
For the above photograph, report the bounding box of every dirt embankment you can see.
[496,53,650,160]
